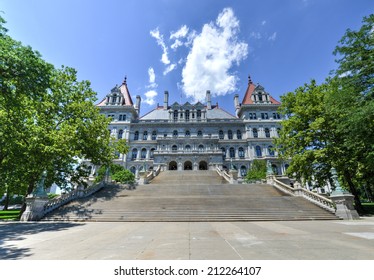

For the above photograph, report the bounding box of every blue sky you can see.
[1,0,373,115]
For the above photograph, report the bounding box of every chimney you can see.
[234,94,240,116]
[206,90,212,110]
[164,91,169,110]
[135,95,141,115]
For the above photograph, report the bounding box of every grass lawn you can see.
[0,210,20,221]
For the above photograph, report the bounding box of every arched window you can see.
[221,147,226,160]
[268,146,275,156]
[197,110,202,120]
[238,147,245,158]
[198,145,204,152]
[253,113,257,119]
[197,130,202,137]
[253,128,258,138]
[229,147,235,158]
[118,129,123,139]
[240,166,247,177]
[258,93,263,102]
[131,149,138,160]
[151,131,157,140]
[173,130,178,138]
[119,115,122,121]
[249,113,253,120]
[219,130,224,139]
[228,130,233,139]
[122,114,126,121]
[141,148,147,159]
[130,166,136,174]
[185,130,190,137]
[173,110,178,121]
[150,148,155,159]
[237,130,242,139]
[172,145,178,152]
[143,131,148,140]
[255,146,262,157]
[134,131,139,140]
[265,128,270,138]
[185,145,191,151]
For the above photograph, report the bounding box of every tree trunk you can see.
[344,170,364,214]
[3,192,10,211]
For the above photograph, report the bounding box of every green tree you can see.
[245,159,266,183]
[0,16,115,212]
[274,14,374,213]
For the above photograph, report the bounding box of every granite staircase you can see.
[43,170,338,222]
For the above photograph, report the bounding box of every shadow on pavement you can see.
[0,222,84,260]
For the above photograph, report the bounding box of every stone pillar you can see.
[20,171,49,221]
[329,168,359,220]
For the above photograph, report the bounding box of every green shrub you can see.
[245,160,266,183]
[111,169,135,184]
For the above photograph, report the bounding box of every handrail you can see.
[216,166,232,183]
[43,181,105,216]
[272,177,335,213]
[143,165,162,184]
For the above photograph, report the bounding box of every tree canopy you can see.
[0,15,121,209]
[275,14,374,213]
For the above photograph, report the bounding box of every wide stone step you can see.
[43,171,338,222]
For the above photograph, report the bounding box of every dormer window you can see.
[258,92,263,102]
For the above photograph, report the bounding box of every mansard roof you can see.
[97,77,134,106]
[140,104,237,120]
[241,76,280,105]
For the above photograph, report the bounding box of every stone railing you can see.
[270,176,335,213]
[144,165,162,184]
[216,167,233,183]
[43,181,105,216]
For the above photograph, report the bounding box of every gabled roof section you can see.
[241,75,280,105]
[97,77,134,107]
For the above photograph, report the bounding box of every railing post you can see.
[20,171,49,221]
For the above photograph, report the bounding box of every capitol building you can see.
[96,76,287,178]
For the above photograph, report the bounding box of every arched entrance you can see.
[169,161,178,170]
[184,161,192,170]
[199,161,208,170]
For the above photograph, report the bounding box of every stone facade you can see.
[94,76,286,178]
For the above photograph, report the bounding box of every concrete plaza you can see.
[1,217,374,260]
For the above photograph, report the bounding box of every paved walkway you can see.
[1,217,374,260]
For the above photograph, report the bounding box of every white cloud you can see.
[268,32,277,41]
[163,63,177,75]
[148,67,155,83]
[147,67,157,88]
[171,39,183,50]
[144,90,158,106]
[170,25,189,39]
[150,28,170,65]
[181,7,248,102]
[261,20,267,26]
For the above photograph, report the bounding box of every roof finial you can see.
[248,75,252,85]
[123,75,127,85]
